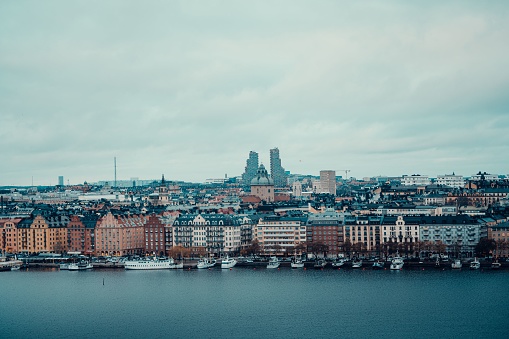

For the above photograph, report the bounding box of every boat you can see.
[491,260,501,270]
[469,258,480,270]
[267,256,280,269]
[389,257,404,270]
[124,257,174,270]
[68,260,93,271]
[10,265,20,271]
[197,257,216,269]
[451,259,462,269]
[313,259,327,269]
[351,259,363,269]
[372,260,385,269]
[169,261,184,269]
[331,259,345,268]
[221,255,237,269]
[59,263,70,270]
[291,254,305,269]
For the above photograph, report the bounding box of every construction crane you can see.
[339,170,351,180]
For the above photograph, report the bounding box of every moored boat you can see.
[197,257,216,269]
[451,259,462,269]
[313,259,327,269]
[491,260,501,270]
[390,257,403,270]
[372,260,384,269]
[124,257,174,270]
[69,260,93,271]
[267,256,280,269]
[331,259,345,268]
[469,258,480,270]
[351,259,363,269]
[221,255,237,269]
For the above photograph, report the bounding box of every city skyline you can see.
[1,1,508,186]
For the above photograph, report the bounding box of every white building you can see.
[402,175,431,186]
[319,170,336,195]
[254,216,306,255]
[436,174,465,188]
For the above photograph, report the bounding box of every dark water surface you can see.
[2,267,508,339]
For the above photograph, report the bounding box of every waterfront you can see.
[2,268,509,339]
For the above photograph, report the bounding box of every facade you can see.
[67,215,97,255]
[172,214,243,256]
[14,215,69,254]
[254,215,306,255]
[144,214,167,256]
[419,215,481,258]
[242,151,259,188]
[380,216,420,255]
[436,174,465,188]
[95,212,145,256]
[487,221,509,258]
[344,215,381,257]
[250,164,275,202]
[306,209,343,257]
[269,147,288,187]
[402,174,431,186]
[319,170,336,195]
[0,218,22,253]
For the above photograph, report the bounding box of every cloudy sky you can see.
[1,1,508,186]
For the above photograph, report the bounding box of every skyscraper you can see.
[242,151,259,188]
[320,170,336,195]
[58,176,64,186]
[269,147,288,187]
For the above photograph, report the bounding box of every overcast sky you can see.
[1,1,508,186]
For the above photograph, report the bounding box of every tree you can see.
[433,241,447,256]
[475,238,496,257]
[343,238,352,259]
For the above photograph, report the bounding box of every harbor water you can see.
[2,267,508,339]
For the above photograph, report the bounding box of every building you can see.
[269,147,288,187]
[487,221,509,258]
[344,215,381,258]
[143,214,167,256]
[319,170,336,195]
[67,215,97,255]
[436,174,465,188]
[15,215,69,254]
[380,216,420,256]
[58,176,64,186]
[250,164,275,202]
[254,215,307,255]
[401,174,431,186]
[306,209,343,257]
[242,151,259,188]
[95,212,145,256]
[419,215,481,258]
[172,213,243,256]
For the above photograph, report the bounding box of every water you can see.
[2,267,508,339]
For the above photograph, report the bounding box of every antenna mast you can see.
[114,157,117,188]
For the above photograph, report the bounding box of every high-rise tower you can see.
[320,170,336,195]
[269,147,288,187]
[242,151,259,188]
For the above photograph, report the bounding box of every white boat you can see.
[314,259,327,269]
[221,255,237,269]
[10,265,20,271]
[372,260,384,269]
[291,256,305,269]
[169,261,183,269]
[491,260,501,270]
[390,257,404,270]
[124,257,174,270]
[469,258,480,270]
[59,263,70,270]
[197,257,216,269]
[68,260,93,271]
[331,259,345,268]
[351,259,363,269]
[267,256,280,269]
[451,259,462,269]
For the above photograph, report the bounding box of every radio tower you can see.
[114,157,117,188]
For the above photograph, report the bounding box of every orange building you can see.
[95,212,145,256]
[15,215,68,254]
[0,218,23,253]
